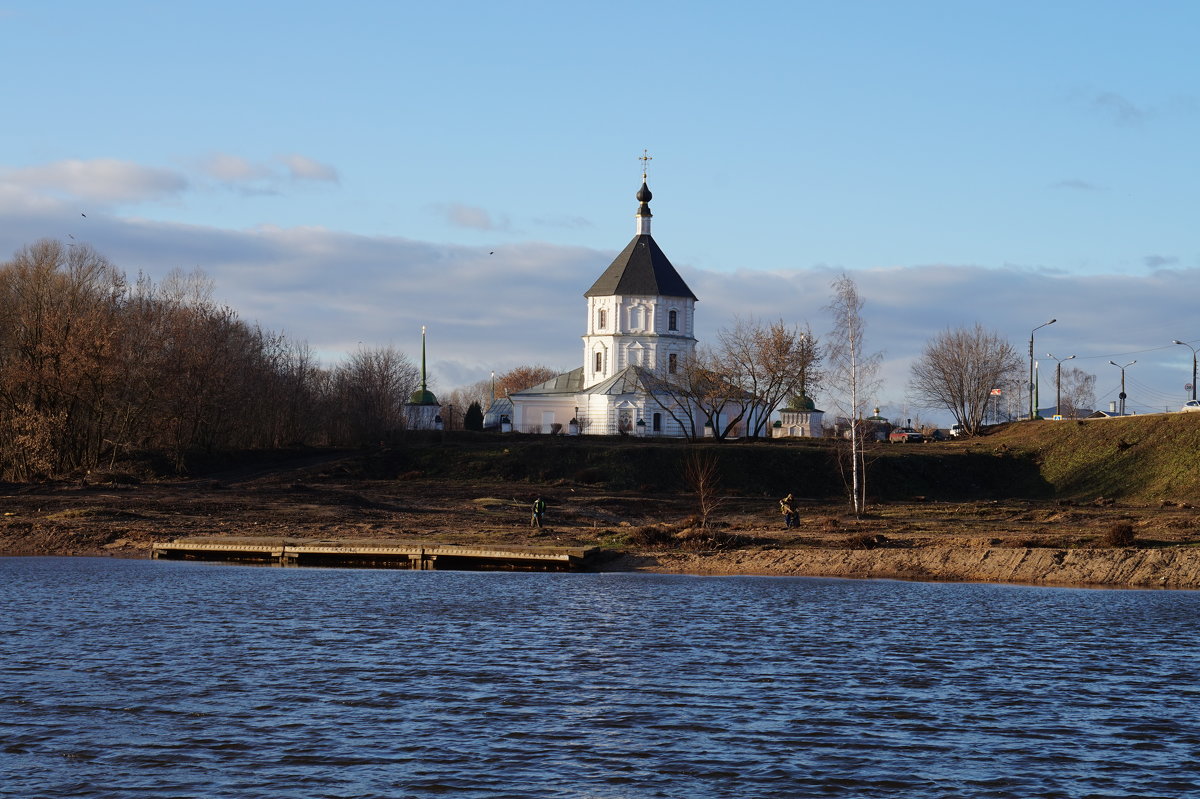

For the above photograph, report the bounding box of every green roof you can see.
[409,389,440,405]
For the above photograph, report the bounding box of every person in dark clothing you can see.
[779,493,799,529]
[531,496,546,528]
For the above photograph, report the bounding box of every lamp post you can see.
[1109,360,1136,415]
[1029,319,1056,420]
[1047,353,1075,418]
[1172,340,1198,402]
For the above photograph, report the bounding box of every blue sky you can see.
[2,1,1199,422]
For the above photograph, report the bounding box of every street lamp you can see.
[1047,353,1076,418]
[1029,319,1056,420]
[1109,360,1136,415]
[1172,340,1198,402]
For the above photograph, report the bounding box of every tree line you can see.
[0,240,422,479]
[1,239,1096,492]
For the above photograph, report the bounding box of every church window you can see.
[668,310,678,331]
[598,309,606,330]
[595,350,604,373]
[668,353,677,374]
[653,413,662,432]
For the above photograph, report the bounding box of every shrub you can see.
[464,402,484,431]
[628,524,676,547]
[846,533,887,550]
[1104,522,1136,547]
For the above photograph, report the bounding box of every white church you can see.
[509,172,761,437]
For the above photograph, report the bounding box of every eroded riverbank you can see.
[3,464,1199,589]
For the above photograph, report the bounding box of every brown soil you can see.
[3,450,1200,588]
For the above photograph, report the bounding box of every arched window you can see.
[598,308,607,330]
[668,310,678,331]
[668,353,678,374]
[595,351,604,373]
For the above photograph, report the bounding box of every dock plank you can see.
[152,537,599,571]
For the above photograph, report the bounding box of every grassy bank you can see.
[328,412,1200,505]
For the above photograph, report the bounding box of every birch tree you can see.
[825,274,882,515]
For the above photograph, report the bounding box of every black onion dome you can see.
[636,181,652,203]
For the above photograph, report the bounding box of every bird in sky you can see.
[81,213,86,217]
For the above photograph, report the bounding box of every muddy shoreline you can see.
[3,463,1198,589]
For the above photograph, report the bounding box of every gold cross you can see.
[639,149,653,180]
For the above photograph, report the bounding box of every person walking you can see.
[779,493,799,529]
[531,496,546,528]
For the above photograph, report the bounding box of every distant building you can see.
[510,168,760,437]
[483,396,512,431]
[403,326,442,430]
[773,392,825,438]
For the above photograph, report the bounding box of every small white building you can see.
[403,326,442,430]
[772,393,825,438]
[510,173,758,437]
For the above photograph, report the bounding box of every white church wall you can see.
[511,395,576,434]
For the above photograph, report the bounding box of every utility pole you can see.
[1029,319,1056,419]
[1047,353,1075,418]
[1173,340,1198,402]
[1109,360,1136,415]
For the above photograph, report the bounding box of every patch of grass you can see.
[44,507,147,521]
[983,415,1200,502]
[45,507,108,520]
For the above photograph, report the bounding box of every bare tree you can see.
[442,376,495,430]
[496,365,560,397]
[640,349,750,441]
[825,274,882,515]
[334,346,418,445]
[716,316,821,438]
[682,447,724,529]
[638,361,705,441]
[1057,367,1096,418]
[909,325,1022,434]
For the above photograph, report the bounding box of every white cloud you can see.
[193,152,338,195]
[278,154,339,182]
[533,214,592,229]
[1143,254,1178,270]
[0,159,187,206]
[199,153,273,183]
[434,202,509,231]
[0,153,340,211]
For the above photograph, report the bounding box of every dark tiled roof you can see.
[584,234,697,300]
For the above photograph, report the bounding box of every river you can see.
[2,557,1198,798]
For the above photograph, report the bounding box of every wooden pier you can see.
[151,537,599,572]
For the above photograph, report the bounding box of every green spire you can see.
[409,325,439,405]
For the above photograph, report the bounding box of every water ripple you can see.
[2,558,1199,798]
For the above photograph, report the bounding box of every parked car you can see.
[949,423,966,438]
[1182,400,1200,413]
[888,427,924,443]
